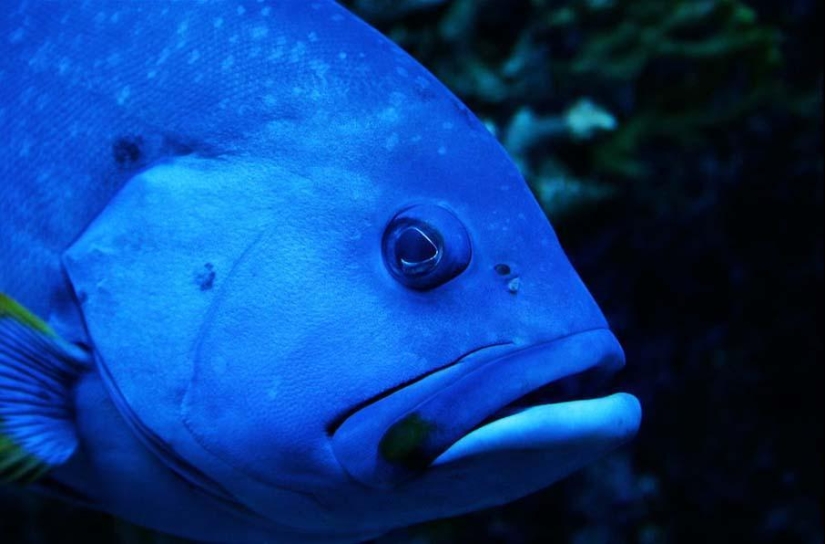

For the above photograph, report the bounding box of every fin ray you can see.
[0,293,91,484]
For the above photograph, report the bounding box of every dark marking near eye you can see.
[112,135,144,166]
[196,263,216,291]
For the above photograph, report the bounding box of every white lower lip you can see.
[432,392,641,466]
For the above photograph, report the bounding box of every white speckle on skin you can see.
[146,69,157,79]
[251,25,268,40]
[268,46,284,61]
[438,146,447,156]
[261,7,271,17]
[187,49,201,64]
[213,17,224,28]
[338,51,347,60]
[57,58,71,75]
[177,20,189,35]
[116,86,131,105]
[266,377,282,400]
[236,5,245,15]
[156,47,170,65]
[310,60,329,80]
[389,92,405,107]
[289,42,307,62]
[379,107,399,123]
[385,133,399,151]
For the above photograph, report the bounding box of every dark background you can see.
[2,0,822,543]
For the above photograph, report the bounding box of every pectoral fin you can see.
[0,294,91,483]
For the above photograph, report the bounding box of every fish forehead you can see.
[1,0,499,318]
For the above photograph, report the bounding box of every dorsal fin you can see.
[0,294,91,483]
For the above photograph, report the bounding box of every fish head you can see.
[59,1,641,536]
[176,86,640,529]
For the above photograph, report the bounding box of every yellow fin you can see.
[0,293,54,336]
[0,434,49,484]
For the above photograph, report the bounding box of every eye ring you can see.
[382,205,471,291]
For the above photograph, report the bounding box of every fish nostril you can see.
[494,263,511,276]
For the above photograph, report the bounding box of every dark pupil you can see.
[396,226,439,275]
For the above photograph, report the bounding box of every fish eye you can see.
[382,205,471,290]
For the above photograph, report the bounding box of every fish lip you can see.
[330,328,625,489]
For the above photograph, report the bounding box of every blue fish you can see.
[0,1,641,542]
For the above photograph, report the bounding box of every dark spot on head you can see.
[196,263,216,291]
[494,263,512,276]
[112,136,144,167]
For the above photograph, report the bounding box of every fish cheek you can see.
[180,222,387,489]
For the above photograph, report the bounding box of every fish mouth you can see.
[331,328,638,489]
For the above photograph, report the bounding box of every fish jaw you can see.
[330,328,640,489]
[432,392,641,466]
